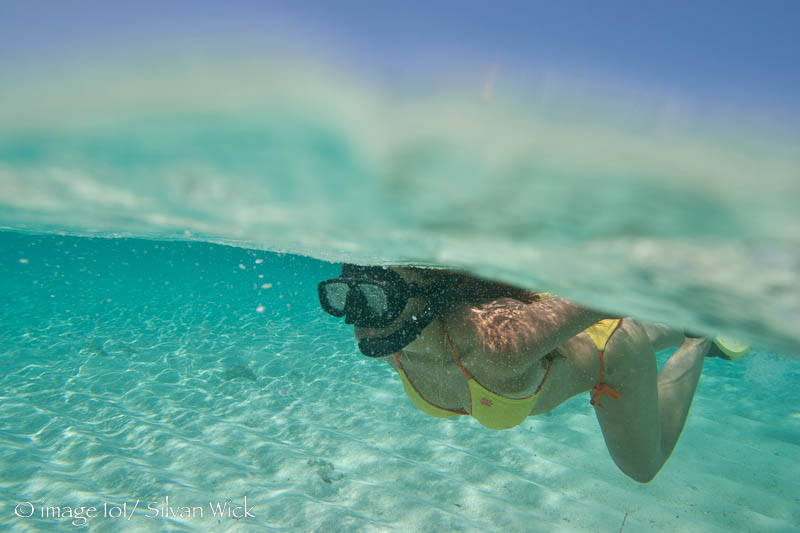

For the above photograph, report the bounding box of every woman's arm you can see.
[458,297,612,363]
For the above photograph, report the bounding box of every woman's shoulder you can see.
[450,295,584,336]
[444,298,548,366]
[458,297,533,323]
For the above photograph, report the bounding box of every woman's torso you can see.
[382,309,615,418]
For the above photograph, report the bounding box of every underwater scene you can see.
[2,1,800,531]
[1,232,798,532]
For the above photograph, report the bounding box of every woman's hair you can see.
[449,274,541,305]
[402,267,541,305]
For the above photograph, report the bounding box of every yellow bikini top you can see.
[394,318,623,430]
[394,322,552,431]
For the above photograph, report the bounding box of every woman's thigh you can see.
[594,319,664,482]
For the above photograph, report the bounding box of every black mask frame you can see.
[318,265,463,357]
[318,265,430,328]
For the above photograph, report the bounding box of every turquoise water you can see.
[1,231,799,531]
[2,58,799,353]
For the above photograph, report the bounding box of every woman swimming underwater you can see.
[319,264,721,483]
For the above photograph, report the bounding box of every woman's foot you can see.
[706,336,751,360]
[684,330,750,360]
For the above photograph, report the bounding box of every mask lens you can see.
[322,282,349,313]
[357,283,390,315]
[319,268,410,327]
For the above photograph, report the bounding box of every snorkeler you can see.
[319,264,722,483]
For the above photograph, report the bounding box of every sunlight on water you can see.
[2,56,797,354]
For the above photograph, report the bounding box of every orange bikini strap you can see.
[535,358,553,395]
[590,350,620,409]
[442,320,473,379]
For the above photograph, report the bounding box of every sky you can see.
[1,0,798,126]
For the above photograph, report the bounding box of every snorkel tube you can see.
[357,275,463,358]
